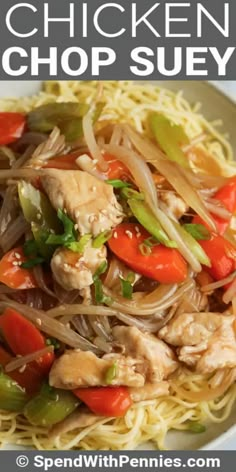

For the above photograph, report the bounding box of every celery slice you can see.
[24,384,79,426]
[0,370,28,412]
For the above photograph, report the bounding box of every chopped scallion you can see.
[46,210,77,247]
[187,422,206,434]
[93,278,113,305]
[93,261,113,305]
[23,240,39,257]
[143,236,160,248]
[120,188,144,201]
[93,261,108,279]
[66,234,92,253]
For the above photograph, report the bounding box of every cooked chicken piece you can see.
[49,350,145,389]
[51,243,107,291]
[49,408,105,439]
[159,190,188,220]
[128,382,169,402]
[41,169,123,236]
[159,312,236,374]
[112,326,178,382]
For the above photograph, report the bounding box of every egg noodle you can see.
[0,81,236,450]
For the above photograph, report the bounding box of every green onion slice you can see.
[105,362,117,384]
[183,224,211,241]
[120,272,135,299]
[66,234,92,253]
[21,257,45,269]
[187,422,206,434]
[120,188,144,201]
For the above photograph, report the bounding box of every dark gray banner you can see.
[1,451,235,472]
[0,0,235,79]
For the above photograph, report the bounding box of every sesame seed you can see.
[74,224,78,230]
[125,230,133,239]
[36,318,42,326]
[14,252,21,259]
[136,232,141,238]
[64,263,69,269]
[93,159,98,164]
[36,213,41,220]
[75,210,80,218]
[19,365,26,373]
[66,323,71,329]
[12,261,20,266]
[114,231,118,239]
[135,226,140,233]
[75,262,80,268]
[92,186,97,192]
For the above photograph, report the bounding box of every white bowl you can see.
[0,80,235,451]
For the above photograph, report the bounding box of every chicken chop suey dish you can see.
[0,81,235,450]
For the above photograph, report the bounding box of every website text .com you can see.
[30,454,221,471]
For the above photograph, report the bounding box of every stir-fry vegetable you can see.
[187,422,206,434]
[0,308,55,374]
[211,177,236,234]
[0,346,43,395]
[28,102,104,142]
[182,224,211,241]
[18,181,62,260]
[0,368,28,412]
[197,233,236,281]
[46,209,77,247]
[27,103,89,141]
[24,383,79,426]
[106,179,132,189]
[0,112,26,145]
[119,273,135,299]
[104,153,131,181]
[149,113,189,168]
[18,181,61,232]
[172,222,211,267]
[92,231,112,248]
[43,151,81,170]
[67,234,92,253]
[0,247,37,289]
[127,198,177,248]
[93,261,112,305]
[73,386,132,417]
[108,223,187,283]
[105,362,117,385]
[192,215,236,280]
